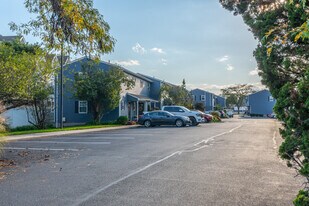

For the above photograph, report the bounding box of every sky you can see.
[0,0,263,94]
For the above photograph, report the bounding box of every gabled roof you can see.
[66,57,153,83]
[248,89,270,97]
[137,73,177,87]
[191,88,215,95]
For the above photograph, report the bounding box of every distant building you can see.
[191,88,226,111]
[0,35,24,42]
[215,95,226,109]
[247,90,276,116]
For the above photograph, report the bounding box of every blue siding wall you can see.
[248,90,276,115]
[216,96,226,108]
[57,58,122,125]
[149,80,161,101]
[191,89,217,111]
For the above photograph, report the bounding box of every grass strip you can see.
[0,124,123,136]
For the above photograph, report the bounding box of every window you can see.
[78,101,88,114]
[163,107,174,112]
[192,95,195,101]
[148,83,151,91]
[140,80,144,88]
[268,96,274,102]
[149,112,158,116]
[201,95,206,101]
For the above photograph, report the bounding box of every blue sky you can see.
[0,0,262,94]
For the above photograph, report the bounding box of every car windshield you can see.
[180,106,190,112]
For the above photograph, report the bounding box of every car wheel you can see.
[189,117,198,126]
[144,120,151,128]
[175,119,184,127]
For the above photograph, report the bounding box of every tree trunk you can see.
[92,103,101,125]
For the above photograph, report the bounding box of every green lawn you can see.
[0,124,123,136]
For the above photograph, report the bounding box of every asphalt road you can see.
[0,118,303,206]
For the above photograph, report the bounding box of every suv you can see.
[162,106,203,126]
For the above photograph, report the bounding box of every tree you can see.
[220,0,309,203]
[73,62,134,124]
[27,85,54,129]
[160,79,193,108]
[225,94,237,109]
[221,84,253,114]
[194,102,205,112]
[10,0,115,58]
[0,40,54,115]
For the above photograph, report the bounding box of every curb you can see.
[5,125,140,142]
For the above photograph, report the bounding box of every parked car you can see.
[204,113,213,122]
[194,110,212,123]
[267,113,276,118]
[226,110,234,118]
[219,110,228,118]
[138,111,191,128]
[162,106,203,126]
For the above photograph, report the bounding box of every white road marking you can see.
[71,124,243,206]
[194,124,243,147]
[14,141,111,145]
[3,147,80,152]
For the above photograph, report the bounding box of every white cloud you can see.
[132,43,146,54]
[216,55,229,62]
[113,60,140,67]
[161,58,167,65]
[249,68,259,76]
[226,64,234,71]
[151,47,165,54]
[252,82,266,91]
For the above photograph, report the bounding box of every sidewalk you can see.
[4,125,140,142]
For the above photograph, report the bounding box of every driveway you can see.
[0,118,302,206]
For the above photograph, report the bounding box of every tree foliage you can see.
[10,0,115,57]
[160,79,193,108]
[27,85,54,129]
[73,62,134,124]
[194,102,205,112]
[0,40,55,114]
[220,0,309,203]
[221,84,253,114]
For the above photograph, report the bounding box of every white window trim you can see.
[201,95,206,101]
[269,96,274,102]
[78,101,88,114]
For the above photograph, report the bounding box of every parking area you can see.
[0,118,303,206]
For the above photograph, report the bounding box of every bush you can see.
[127,121,136,125]
[10,124,55,132]
[116,116,128,125]
[293,190,309,206]
[210,111,222,122]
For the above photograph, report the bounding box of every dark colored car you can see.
[203,113,213,122]
[138,111,191,127]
